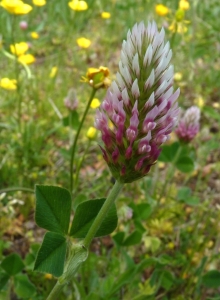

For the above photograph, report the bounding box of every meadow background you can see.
[0,0,220,299]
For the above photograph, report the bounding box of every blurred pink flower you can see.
[175,106,200,142]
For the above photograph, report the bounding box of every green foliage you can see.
[35,185,71,234]
[70,198,118,238]
[14,274,36,298]
[202,270,220,289]
[1,253,24,276]
[34,232,67,277]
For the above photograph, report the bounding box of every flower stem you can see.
[83,180,124,248]
[69,88,96,194]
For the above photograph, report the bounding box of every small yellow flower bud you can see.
[175,9,185,22]
[179,0,190,11]
[155,4,169,16]
[49,66,58,78]
[76,37,91,49]
[174,72,183,81]
[31,31,39,39]
[87,127,97,139]
[101,11,111,19]
[90,98,100,109]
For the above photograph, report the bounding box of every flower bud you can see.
[95,21,180,183]
[175,106,200,143]
[64,88,78,111]
[19,21,28,30]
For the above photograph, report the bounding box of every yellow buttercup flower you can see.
[32,0,46,6]
[0,0,32,15]
[86,127,97,140]
[31,32,39,39]
[76,37,91,48]
[18,54,35,65]
[10,42,29,56]
[179,0,190,11]
[155,4,169,16]
[68,0,88,11]
[90,98,100,109]
[0,78,17,90]
[49,66,58,78]
[101,11,111,19]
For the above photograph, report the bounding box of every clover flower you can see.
[19,21,28,30]
[95,21,180,183]
[64,88,78,111]
[175,106,200,143]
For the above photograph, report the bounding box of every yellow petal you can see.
[76,37,91,48]
[18,54,36,65]
[101,11,111,19]
[155,4,169,16]
[10,42,29,56]
[0,78,17,90]
[68,0,88,11]
[86,127,97,139]
[32,0,46,6]
[90,98,100,109]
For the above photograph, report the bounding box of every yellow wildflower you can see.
[18,54,35,65]
[101,11,111,19]
[0,0,32,15]
[10,42,29,56]
[87,127,97,139]
[49,66,58,78]
[31,32,39,39]
[32,0,46,6]
[90,98,100,109]
[76,37,91,48]
[169,21,188,33]
[0,78,17,90]
[174,72,183,81]
[82,66,110,89]
[155,4,169,16]
[179,0,190,11]
[68,0,88,11]
[195,96,204,108]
